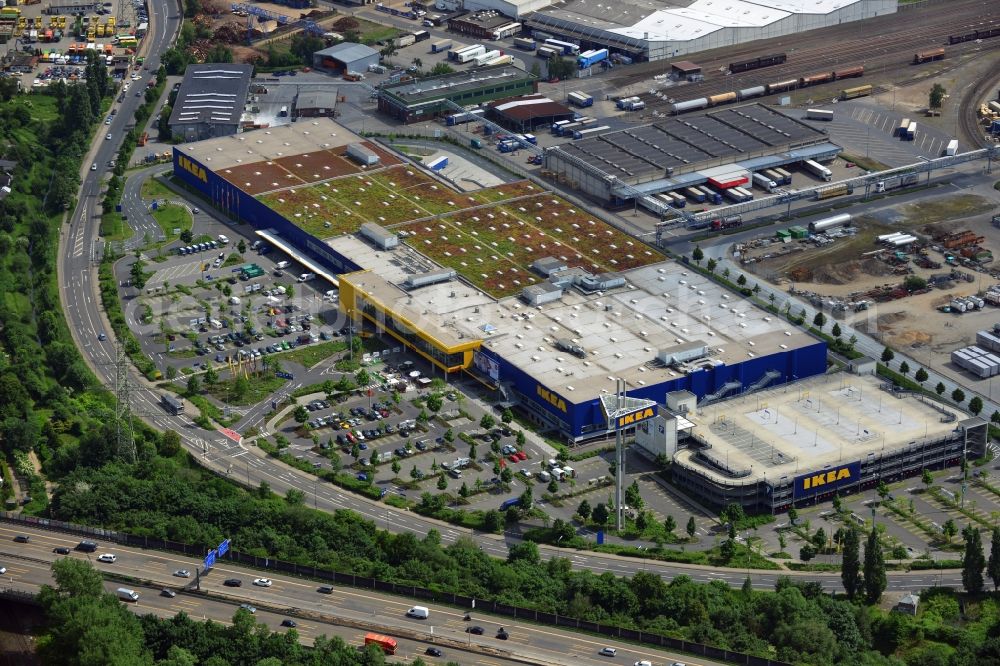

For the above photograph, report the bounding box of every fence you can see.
[2,512,791,666]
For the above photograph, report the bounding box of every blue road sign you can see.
[204,549,217,570]
[217,539,230,557]
[596,530,605,545]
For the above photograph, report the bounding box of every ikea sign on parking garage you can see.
[794,461,861,496]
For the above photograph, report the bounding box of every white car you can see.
[253,578,272,587]
[0,566,6,575]
[105,133,112,140]
[599,648,617,657]
[97,553,117,563]
[173,569,191,578]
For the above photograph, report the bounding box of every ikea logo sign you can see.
[177,155,208,183]
[795,461,860,495]
[617,407,655,429]
[537,385,567,412]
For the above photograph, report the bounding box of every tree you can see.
[922,468,934,490]
[444,428,454,443]
[863,528,887,603]
[458,481,469,498]
[350,443,360,461]
[935,381,946,396]
[831,322,841,339]
[691,246,704,265]
[876,480,890,501]
[664,514,676,536]
[962,525,986,594]
[576,499,592,521]
[391,459,401,476]
[686,516,697,539]
[426,393,443,412]
[951,388,965,404]
[992,410,1000,424]
[501,408,513,424]
[736,274,747,287]
[592,503,609,526]
[237,239,247,254]
[899,361,910,376]
[812,527,827,550]
[516,430,526,447]
[437,474,448,490]
[706,258,717,274]
[507,540,540,564]
[355,368,371,387]
[799,544,815,561]
[479,413,495,430]
[929,82,947,110]
[812,311,826,330]
[915,367,928,385]
[547,54,576,80]
[988,526,1000,591]
[203,363,218,386]
[848,334,858,351]
[429,62,455,76]
[841,528,862,600]
[518,487,533,512]
[185,374,200,397]
[969,396,984,416]
[788,506,799,525]
[881,346,894,363]
[625,480,644,511]
[547,479,559,494]
[160,429,182,457]
[942,518,958,544]
[293,405,309,423]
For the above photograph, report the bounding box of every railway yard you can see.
[603,0,1000,148]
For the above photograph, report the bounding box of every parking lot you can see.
[5,0,150,90]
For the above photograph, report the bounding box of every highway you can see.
[0,522,727,666]
[52,0,967,606]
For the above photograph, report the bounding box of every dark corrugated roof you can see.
[168,63,253,127]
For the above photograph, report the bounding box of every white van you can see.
[298,272,315,283]
[537,470,551,483]
[275,261,290,270]
[116,587,140,602]
[406,606,430,619]
[229,296,241,305]
[217,234,229,244]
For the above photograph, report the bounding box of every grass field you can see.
[150,203,192,239]
[354,17,401,45]
[280,340,348,368]
[100,211,132,241]
[141,174,175,200]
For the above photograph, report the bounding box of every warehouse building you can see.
[645,373,985,512]
[168,64,253,142]
[377,64,537,123]
[313,42,380,75]
[527,0,897,63]
[435,0,548,20]
[294,90,338,118]
[173,117,827,443]
[545,103,838,204]
[487,94,575,132]
[447,9,522,40]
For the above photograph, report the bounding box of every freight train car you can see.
[834,66,864,80]
[839,85,872,100]
[707,91,737,106]
[766,79,798,94]
[799,71,834,87]
[949,27,1000,44]
[728,52,786,74]
[913,48,945,64]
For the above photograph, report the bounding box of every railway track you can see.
[607,0,999,114]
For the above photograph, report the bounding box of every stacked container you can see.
[952,344,1000,377]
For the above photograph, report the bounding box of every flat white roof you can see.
[610,10,724,41]
[746,0,860,14]
[684,0,789,26]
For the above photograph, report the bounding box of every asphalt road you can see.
[0,522,726,666]
[53,0,969,601]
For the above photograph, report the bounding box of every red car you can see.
[345,432,356,443]
[508,455,519,464]
[515,451,527,461]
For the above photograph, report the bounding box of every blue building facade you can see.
[173,148,363,275]
[477,340,828,441]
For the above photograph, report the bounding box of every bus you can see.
[364,633,397,655]
[161,394,185,415]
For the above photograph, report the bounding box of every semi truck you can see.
[945,139,959,156]
[513,37,536,50]
[450,44,485,62]
[430,39,452,53]
[567,91,593,107]
[711,215,743,230]
[572,125,610,139]
[905,121,917,140]
[805,108,833,121]
[684,187,706,203]
[577,48,608,69]
[752,172,778,192]
[544,38,579,55]
[803,159,833,181]
[473,49,502,66]
[874,173,918,192]
[536,46,559,59]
